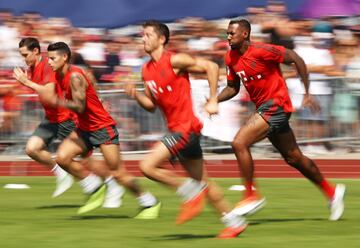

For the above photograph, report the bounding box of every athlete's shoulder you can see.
[69,65,83,73]
[142,59,151,72]
[224,49,238,66]
[251,42,285,54]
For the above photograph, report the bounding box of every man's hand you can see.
[13,67,30,86]
[301,94,321,113]
[205,97,219,116]
[124,83,137,99]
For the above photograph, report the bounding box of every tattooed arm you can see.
[57,72,87,113]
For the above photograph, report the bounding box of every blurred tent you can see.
[300,0,360,18]
[0,0,308,28]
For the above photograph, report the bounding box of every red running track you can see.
[0,159,359,178]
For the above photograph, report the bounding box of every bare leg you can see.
[268,127,325,184]
[139,141,182,189]
[181,158,230,214]
[25,136,55,168]
[232,113,269,197]
[100,143,143,196]
[56,132,91,179]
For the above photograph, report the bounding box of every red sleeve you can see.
[257,43,286,63]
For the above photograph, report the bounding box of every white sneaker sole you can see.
[52,175,74,198]
[329,184,346,221]
[232,198,266,216]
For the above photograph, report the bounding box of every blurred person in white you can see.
[77,34,106,81]
[70,35,98,90]
[192,69,250,144]
[0,11,22,68]
[346,26,360,77]
[331,26,360,142]
[286,21,341,154]
[185,17,220,59]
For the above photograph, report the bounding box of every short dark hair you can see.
[229,19,251,40]
[19,37,41,52]
[47,42,71,62]
[142,20,170,45]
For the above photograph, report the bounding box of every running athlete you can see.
[43,41,160,217]
[216,19,345,220]
[13,38,125,209]
[13,37,74,197]
[125,20,247,238]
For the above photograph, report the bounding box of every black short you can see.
[161,132,203,161]
[77,125,119,151]
[257,100,292,136]
[33,119,76,146]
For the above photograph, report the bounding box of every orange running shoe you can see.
[232,195,266,216]
[176,186,209,225]
[217,224,248,239]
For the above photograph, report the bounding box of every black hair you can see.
[229,19,251,40]
[19,37,41,52]
[142,20,170,45]
[47,42,71,62]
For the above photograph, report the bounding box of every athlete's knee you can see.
[55,151,72,167]
[231,139,248,152]
[25,144,40,158]
[283,150,303,167]
[139,161,153,178]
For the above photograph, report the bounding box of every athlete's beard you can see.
[230,44,240,50]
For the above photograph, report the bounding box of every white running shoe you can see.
[102,185,125,208]
[52,174,74,198]
[329,184,346,221]
[232,196,266,216]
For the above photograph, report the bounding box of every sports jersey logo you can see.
[145,80,173,98]
[236,70,263,85]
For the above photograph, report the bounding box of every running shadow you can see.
[250,217,326,225]
[70,214,130,220]
[36,204,81,209]
[150,233,215,241]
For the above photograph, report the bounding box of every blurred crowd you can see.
[0,1,359,154]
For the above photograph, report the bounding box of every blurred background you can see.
[0,0,359,156]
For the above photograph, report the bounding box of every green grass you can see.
[0,177,359,248]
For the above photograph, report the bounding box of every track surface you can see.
[1,159,359,178]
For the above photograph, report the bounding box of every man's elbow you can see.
[208,61,219,72]
[147,105,156,113]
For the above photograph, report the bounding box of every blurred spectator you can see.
[0,79,23,138]
[104,38,121,75]
[261,1,296,49]
[287,21,341,154]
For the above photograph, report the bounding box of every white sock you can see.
[104,176,124,193]
[79,174,103,194]
[51,164,68,179]
[221,211,247,228]
[137,192,157,207]
[176,178,207,202]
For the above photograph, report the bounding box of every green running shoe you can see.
[77,184,106,214]
[134,202,161,219]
